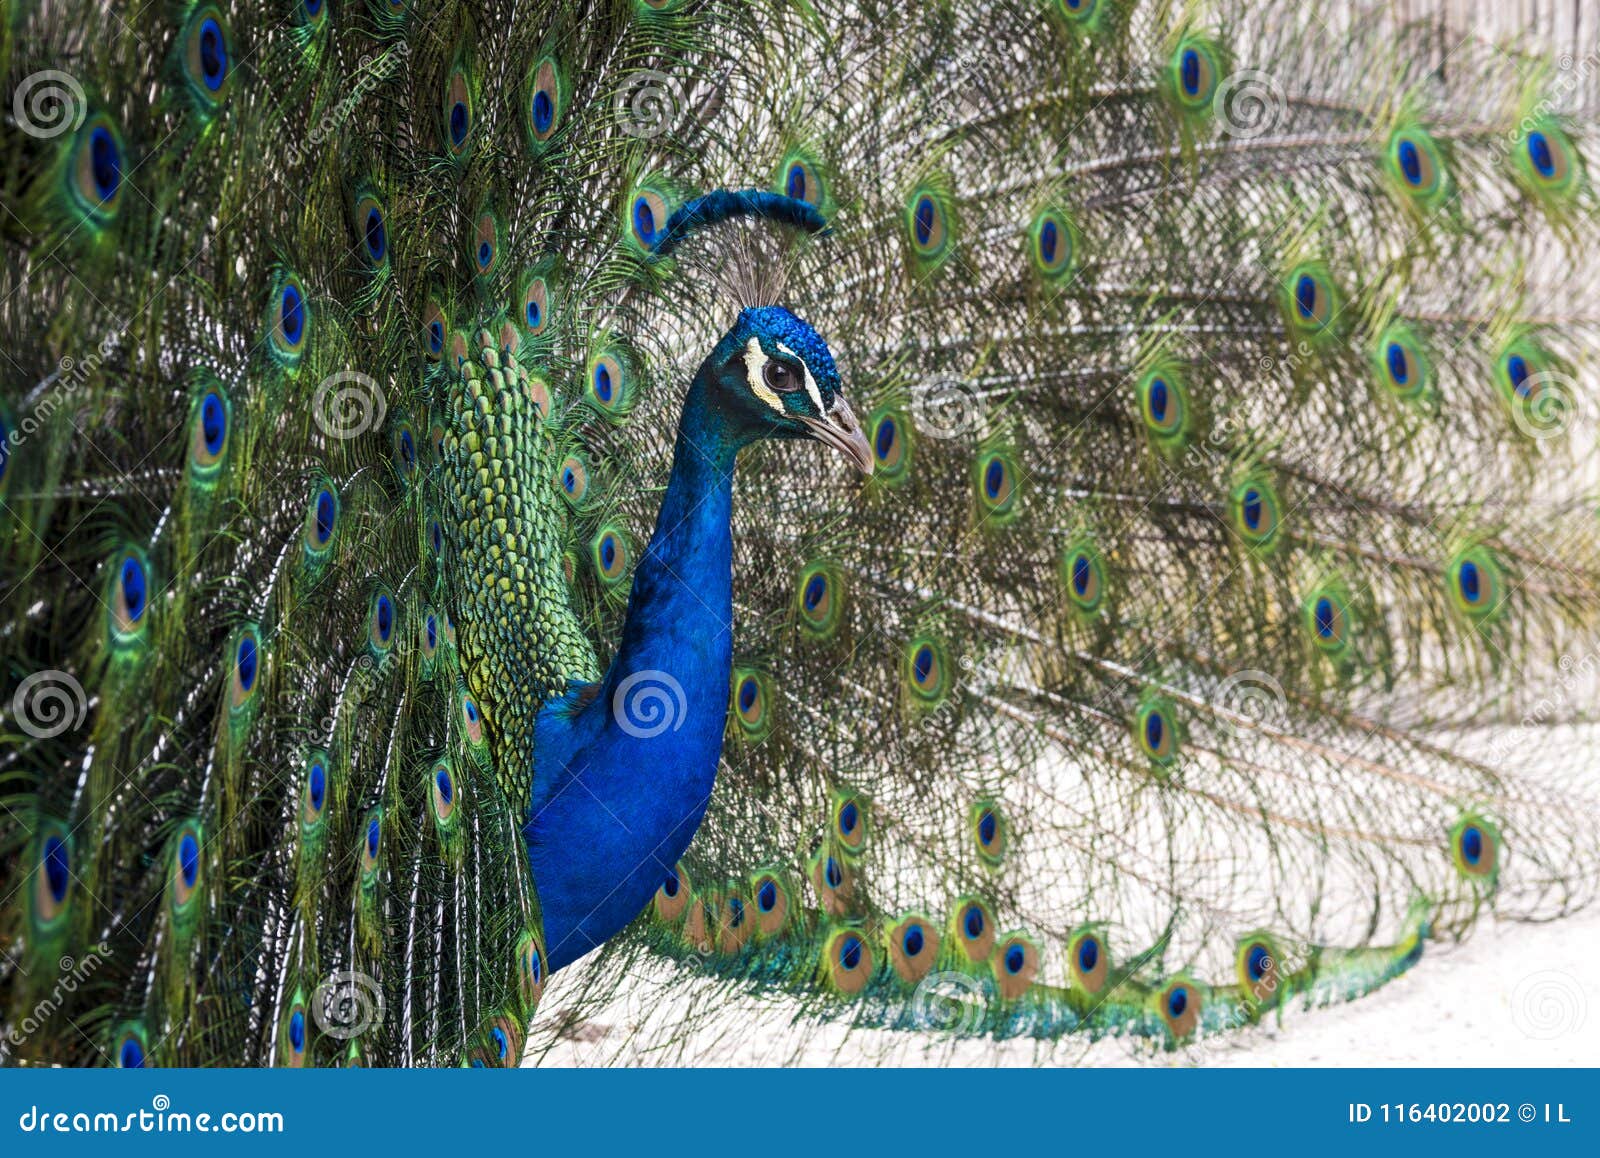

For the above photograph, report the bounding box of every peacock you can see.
[3,0,1599,1069]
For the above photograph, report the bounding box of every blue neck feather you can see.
[525,374,747,971]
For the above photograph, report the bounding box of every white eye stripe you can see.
[771,341,824,412]
[742,337,786,414]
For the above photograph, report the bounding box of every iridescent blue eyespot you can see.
[309,762,326,812]
[1247,944,1271,981]
[825,856,843,889]
[179,831,200,888]
[1397,138,1421,185]
[236,635,257,691]
[727,896,745,928]
[1461,824,1483,864]
[963,905,984,939]
[90,125,120,201]
[1078,937,1098,973]
[121,556,147,624]
[1528,131,1555,179]
[1005,944,1026,974]
[662,870,680,898]
[288,1009,305,1052]
[1167,986,1188,1018]
[838,935,863,970]
[913,196,935,246]
[435,766,453,805]
[43,836,70,904]
[119,1037,145,1068]
[280,283,305,346]
[1387,342,1409,384]
[314,489,336,545]
[366,816,380,858]
[839,801,859,835]
[757,879,776,911]
[1295,274,1317,320]
[1180,49,1200,96]
[532,89,553,134]
[364,206,387,262]
[632,197,658,246]
[903,925,924,956]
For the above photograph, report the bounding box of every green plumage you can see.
[3,0,1600,1069]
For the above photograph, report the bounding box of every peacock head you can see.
[700,305,872,474]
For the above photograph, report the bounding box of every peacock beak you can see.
[799,395,874,475]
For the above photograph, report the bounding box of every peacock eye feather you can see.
[1028,207,1078,278]
[422,296,449,361]
[229,625,262,712]
[516,930,547,1015]
[1168,36,1222,112]
[114,1023,150,1068]
[1136,364,1191,452]
[1236,934,1283,1008]
[1135,695,1179,766]
[1055,0,1103,28]
[585,348,633,417]
[1447,546,1504,622]
[180,7,233,109]
[823,928,874,995]
[591,524,630,585]
[524,56,567,149]
[188,382,231,479]
[69,116,124,223]
[730,667,773,741]
[748,869,792,936]
[902,635,950,707]
[1512,121,1580,202]
[30,822,73,936]
[974,450,1020,520]
[972,800,1006,864]
[167,820,205,938]
[888,913,940,983]
[1385,127,1448,206]
[302,750,330,835]
[904,183,952,266]
[1069,928,1110,993]
[1060,539,1107,617]
[1282,262,1341,340]
[775,149,828,211]
[109,548,151,643]
[834,792,868,852]
[353,192,389,270]
[471,209,501,279]
[295,0,326,32]
[1304,585,1353,655]
[360,808,383,881]
[303,482,339,561]
[1230,473,1282,551]
[368,588,398,654]
[867,407,911,480]
[1375,323,1431,400]
[525,374,552,420]
[556,453,589,506]
[281,991,308,1067]
[1495,337,1568,433]
[1158,977,1201,1040]
[459,689,485,747]
[654,862,692,922]
[1450,815,1500,883]
[443,63,475,158]
[993,933,1039,1000]
[518,273,551,337]
[951,897,995,962]
[267,271,309,368]
[624,183,678,255]
[795,561,844,638]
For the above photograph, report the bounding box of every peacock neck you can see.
[607,378,739,698]
[526,374,748,970]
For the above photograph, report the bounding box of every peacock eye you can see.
[763,360,800,392]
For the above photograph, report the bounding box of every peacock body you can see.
[2,0,1599,1067]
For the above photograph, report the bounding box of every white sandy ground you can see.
[525,904,1600,1067]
